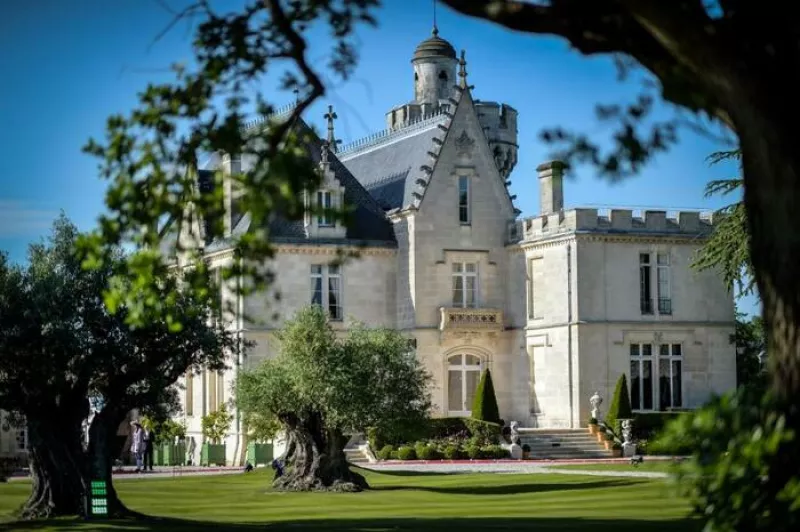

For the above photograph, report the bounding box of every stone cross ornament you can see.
[590,391,603,420]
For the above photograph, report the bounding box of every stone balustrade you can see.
[439,307,504,331]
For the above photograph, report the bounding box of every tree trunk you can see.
[21,416,87,519]
[87,407,137,518]
[273,413,367,492]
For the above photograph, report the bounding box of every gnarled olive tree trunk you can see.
[21,413,87,519]
[274,412,366,492]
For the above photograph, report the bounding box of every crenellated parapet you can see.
[475,100,518,179]
[508,207,715,244]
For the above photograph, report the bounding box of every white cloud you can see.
[0,200,59,238]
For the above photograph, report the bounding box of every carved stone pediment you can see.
[454,129,475,156]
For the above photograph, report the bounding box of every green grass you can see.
[0,468,699,531]
[548,461,678,473]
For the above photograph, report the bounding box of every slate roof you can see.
[338,115,447,211]
[199,118,396,252]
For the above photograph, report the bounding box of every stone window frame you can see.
[628,337,685,413]
[443,347,489,417]
[526,255,544,321]
[316,189,334,227]
[639,248,674,317]
[458,175,471,225]
[310,263,344,321]
[451,261,479,308]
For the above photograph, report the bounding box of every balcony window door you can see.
[447,354,483,416]
[452,262,478,308]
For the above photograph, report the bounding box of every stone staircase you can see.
[344,434,372,464]
[518,429,613,460]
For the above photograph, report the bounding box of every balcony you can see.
[439,307,504,332]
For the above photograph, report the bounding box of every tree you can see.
[236,305,431,492]
[692,150,754,296]
[734,313,766,388]
[0,216,236,518]
[605,374,633,434]
[201,406,233,445]
[471,369,501,425]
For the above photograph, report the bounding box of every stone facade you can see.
[168,29,736,465]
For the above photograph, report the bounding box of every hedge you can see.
[471,369,501,424]
[367,417,497,450]
[633,412,686,440]
[606,374,633,434]
[464,419,501,444]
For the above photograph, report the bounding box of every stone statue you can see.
[622,419,634,445]
[621,419,637,457]
[509,421,521,446]
[590,391,603,420]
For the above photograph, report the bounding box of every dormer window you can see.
[317,190,333,227]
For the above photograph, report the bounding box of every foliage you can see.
[396,446,416,461]
[416,444,440,461]
[377,445,394,461]
[80,1,380,329]
[471,369,501,424]
[522,444,531,453]
[692,150,755,297]
[464,419,501,445]
[243,412,281,443]
[606,374,633,434]
[237,305,432,441]
[201,406,233,445]
[0,216,235,517]
[734,313,767,388]
[155,419,187,445]
[442,444,462,460]
[464,442,481,460]
[633,412,685,441]
[588,417,598,425]
[480,445,508,459]
[660,383,800,531]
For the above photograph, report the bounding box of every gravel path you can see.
[365,462,668,479]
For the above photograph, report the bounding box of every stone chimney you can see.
[537,160,565,215]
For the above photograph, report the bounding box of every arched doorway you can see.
[447,353,484,416]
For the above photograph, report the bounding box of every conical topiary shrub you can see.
[471,368,501,424]
[605,374,633,434]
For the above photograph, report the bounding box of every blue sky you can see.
[0,0,757,315]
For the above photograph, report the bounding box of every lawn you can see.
[0,468,699,531]
[548,461,679,473]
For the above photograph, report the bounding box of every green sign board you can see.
[86,480,108,518]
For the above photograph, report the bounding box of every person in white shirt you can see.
[130,422,145,473]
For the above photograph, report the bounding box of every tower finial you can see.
[323,104,339,153]
[433,0,438,35]
[458,49,468,88]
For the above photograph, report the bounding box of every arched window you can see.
[438,70,449,92]
[447,353,483,416]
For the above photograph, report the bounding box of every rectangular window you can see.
[452,262,478,308]
[217,372,225,410]
[208,370,218,413]
[639,253,653,314]
[317,190,333,227]
[185,371,194,416]
[310,264,343,321]
[657,253,672,315]
[528,258,544,319]
[458,176,470,225]
[15,426,27,452]
[630,343,654,410]
[658,343,683,410]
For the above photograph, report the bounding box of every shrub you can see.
[201,405,233,444]
[464,442,481,459]
[396,446,417,460]
[443,444,462,460]
[377,444,394,460]
[522,443,531,452]
[389,450,399,460]
[633,412,685,440]
[471,369,501,424]
[604,431,615,441]
[606,374,633,434]
[426,417,470,440]
[481,445,508,459]
[417,444,440,460]
[612,442,622,450]
[464,418,501,445]
[588,416,598,425]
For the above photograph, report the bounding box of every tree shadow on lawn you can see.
[372,477,643,495]
[0,516,702,532]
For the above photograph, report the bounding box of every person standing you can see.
[143,425,156,472]
[130,422,145,473]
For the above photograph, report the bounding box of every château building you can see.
[162,28,736,465]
